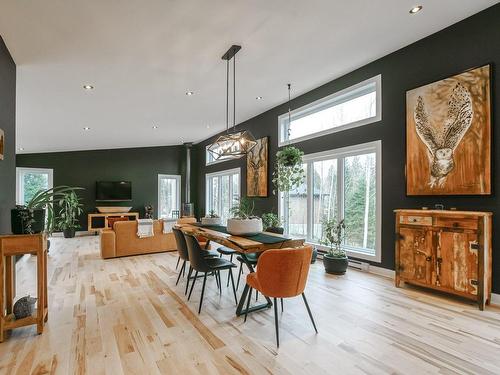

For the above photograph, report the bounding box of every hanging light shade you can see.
[207,45,257,160]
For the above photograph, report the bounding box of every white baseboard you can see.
[491,293,500,307]
[51,230,95,238]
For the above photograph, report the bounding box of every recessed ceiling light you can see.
[83,127,91,131]
[256,96,263,100]
[83,85,94,90]
[206,125,210,129]
[186,91,194,96]
[19,147,24,151]
[152,125,159,129]
[409,5,422,14]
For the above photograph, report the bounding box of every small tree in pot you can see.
[321,218,348,274]
[56,191,84,238]
[227,197,263,236]
[201,210,222,226]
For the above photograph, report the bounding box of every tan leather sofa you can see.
[100,220,176,259]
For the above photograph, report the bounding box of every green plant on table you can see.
[56,191,84,231]
[321,218,347,258]
[261,212,282,229]
[229,197,257,219]
[206,209,220,218]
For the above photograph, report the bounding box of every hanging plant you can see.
[272,146,305,194]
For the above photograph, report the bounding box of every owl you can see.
[414,83,473,188]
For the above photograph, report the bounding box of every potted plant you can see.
[261,212,284,234]
[201,210,222,226]
[227,197,263,236]
[321,218,348,274]
[56,191,84,238]
[11,186,83,235]
[272,146,306,233]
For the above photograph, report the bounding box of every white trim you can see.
[278,75,382,146]
[157,174,181,219]
[491,293,500,307]
[368,265,396,279]
[281,140,382,263]
[16,167,54,205]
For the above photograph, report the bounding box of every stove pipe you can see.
[182,142,194,217]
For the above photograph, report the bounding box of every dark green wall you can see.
[17,145,186,230]
[0,36,16,234]
[194,5,500,292]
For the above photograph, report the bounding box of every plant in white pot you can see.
[227,197,263,236]
[321,218,348,275]
[201,210,222,226]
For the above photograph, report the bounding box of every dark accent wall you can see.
[17,146,186,230]
[194,5,500,292]
[0,36,16,234]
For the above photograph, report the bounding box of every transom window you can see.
[158,174,181,219]
[206,143,242,166]
[16,167,54,205]
[279,141,381,262]
[278,75,381,146]
[206,168,240,225]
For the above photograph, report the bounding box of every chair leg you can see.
[188,271,198,301]
[256,290,259,301]
[229,268,238,305]
[281,298,284,313]
[274,297,280,348]
[176,260,185,286]
[244,287,253,322]
[214,270,220,291]
[302,293,318,333]
[175,256,180,270]
[226,254,233,287]
[236,262,243,290]
[198,273,208,314]
[185,266,193,295]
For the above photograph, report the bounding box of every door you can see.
[398,227,433,285]
[436,230,479,296]
[16,168,53,205]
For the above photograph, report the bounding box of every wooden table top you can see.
[176,224,305,254]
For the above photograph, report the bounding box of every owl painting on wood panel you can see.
[406,65,491,195]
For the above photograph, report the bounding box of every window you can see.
[278,75,381,146]
[16,168,53,205]
[206,143,242,166]
[206,168,240,225]
[280,141,381,262]
[158,174,181,219]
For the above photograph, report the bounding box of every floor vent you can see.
[348,259,369,272]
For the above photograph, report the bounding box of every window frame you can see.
[278,75,382,146]
[16,167,54,205]
[279,140,382,262]
[205,167,241,221]
[205,144,244,166]
[157,174,181,220]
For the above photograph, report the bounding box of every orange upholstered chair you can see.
[244,246,318,347]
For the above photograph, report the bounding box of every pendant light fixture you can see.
[207,45,257,160]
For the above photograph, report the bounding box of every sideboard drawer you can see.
[400,215,433,226]
[435,217,478,230]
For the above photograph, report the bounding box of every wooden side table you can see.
[0,233,48,342]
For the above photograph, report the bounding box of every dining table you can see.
[176,223,305,316]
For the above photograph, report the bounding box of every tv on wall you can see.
[96,181,132,201]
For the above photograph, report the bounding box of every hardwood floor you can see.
[1,236,500,374]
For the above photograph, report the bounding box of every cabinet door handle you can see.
[437,257,442,263]
[426,256,432,262]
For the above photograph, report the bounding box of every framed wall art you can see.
[247,136,268,197]
[406,64,491,195]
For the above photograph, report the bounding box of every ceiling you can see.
[0,0,497,154]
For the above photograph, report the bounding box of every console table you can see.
[0,233,48,342]
[88,212,139,233]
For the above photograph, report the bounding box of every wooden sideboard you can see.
[88,212,139,233]
[394,209,492,310]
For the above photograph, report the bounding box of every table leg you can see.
[5,256,15,314]
[36,251,44,334]
[44,250,48,322]
[235,253,272,316]
[0,253,5,342]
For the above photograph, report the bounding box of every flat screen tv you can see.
[96,181,132,201]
